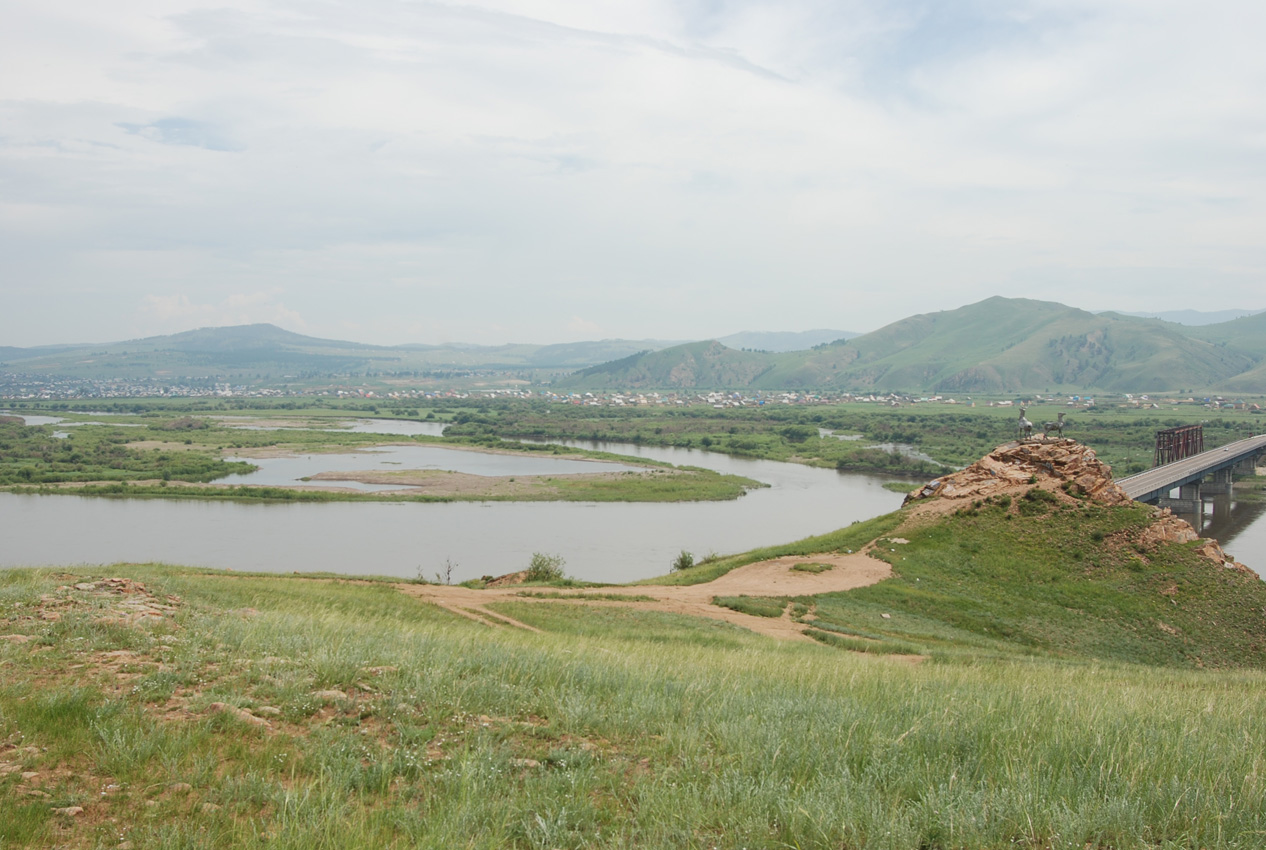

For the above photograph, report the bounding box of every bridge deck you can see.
[1117,434,1266,503]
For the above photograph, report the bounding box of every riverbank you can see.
[0,418,760,503]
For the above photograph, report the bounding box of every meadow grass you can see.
[3,564,1266,848]
[802,499,1266,668]
[712,595,789,618]
[638,512,904,586]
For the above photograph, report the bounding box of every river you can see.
[0,425,914,583]
[2,416,1263,581]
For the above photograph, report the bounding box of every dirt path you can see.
[395,550,892,642]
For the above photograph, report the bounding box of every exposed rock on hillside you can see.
[905,439,1129,506]
[904,439,1253,574]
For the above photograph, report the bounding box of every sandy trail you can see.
[395,550,892,642]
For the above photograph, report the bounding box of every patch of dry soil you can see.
[395,550,892,643]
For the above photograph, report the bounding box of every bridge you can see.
[1118,433,1266,510]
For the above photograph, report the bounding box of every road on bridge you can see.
[1118,433,1266,503]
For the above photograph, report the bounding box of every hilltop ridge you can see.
[561,296,1266,393]
[904,438,1251,574]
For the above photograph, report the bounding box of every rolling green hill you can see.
[0,325,688,380]
[565,341,774,389]
[5,298,1266,392]
[1183,310,1266,358]
[562,297,1266,393]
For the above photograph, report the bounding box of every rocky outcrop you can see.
[904,439,1129,506]
[904,439,1254,574]
[1137,507,1201,547]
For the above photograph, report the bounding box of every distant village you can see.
[2,369,1259,411]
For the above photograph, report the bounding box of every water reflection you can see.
[1174,494,1266,576]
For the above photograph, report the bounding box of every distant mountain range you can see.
[561,298,1266,394]
[4,299,1265,393]
[1114,308,1266,326]
[0,325,855,382]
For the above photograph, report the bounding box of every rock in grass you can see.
[312,690,348,702]
[207,703,271,727]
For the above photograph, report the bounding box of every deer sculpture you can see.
[1043,412,1067,440]
[1017,408,1034,440]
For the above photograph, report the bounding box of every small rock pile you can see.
[904,439,1129,506]
[21,577,180,628]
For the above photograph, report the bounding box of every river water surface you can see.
[0,432,914,583]
[2,417,1263,581]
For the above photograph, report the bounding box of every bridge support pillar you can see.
[1159,482,1204,515]
[1203,468,1234,495]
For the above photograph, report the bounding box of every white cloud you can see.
[1,0,1264,347]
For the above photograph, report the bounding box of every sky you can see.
[2,0,1265,348]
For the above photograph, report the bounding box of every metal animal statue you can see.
[1042,412,1067,439]
[1017,408,1034,440]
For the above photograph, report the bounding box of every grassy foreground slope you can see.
[5,517,1266,847]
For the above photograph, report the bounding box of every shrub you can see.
[525,552,567,583]
[671,550,696,572]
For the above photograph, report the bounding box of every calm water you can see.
[1175,491,1266,572]
[218,444,641,492]
[0,438,913,582]
[214,416,449,437]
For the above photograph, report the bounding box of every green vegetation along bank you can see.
[0,418,759,503]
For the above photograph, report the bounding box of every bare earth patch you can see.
[307,468,671,498]
[396,551,892,643]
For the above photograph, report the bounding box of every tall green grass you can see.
[3,565,1266,848]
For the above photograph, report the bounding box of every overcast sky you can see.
[2,1,1264,347]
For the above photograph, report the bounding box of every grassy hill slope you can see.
[1184,310,1266,358]
[0,326,690,379]
[563,340,774,389]
[565,297,1265,393]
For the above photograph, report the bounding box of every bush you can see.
[525,552,567,583]
[671,550,696,572]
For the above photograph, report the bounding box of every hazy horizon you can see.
[6,300,1266,352]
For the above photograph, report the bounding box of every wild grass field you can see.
[3,551,1266,849]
